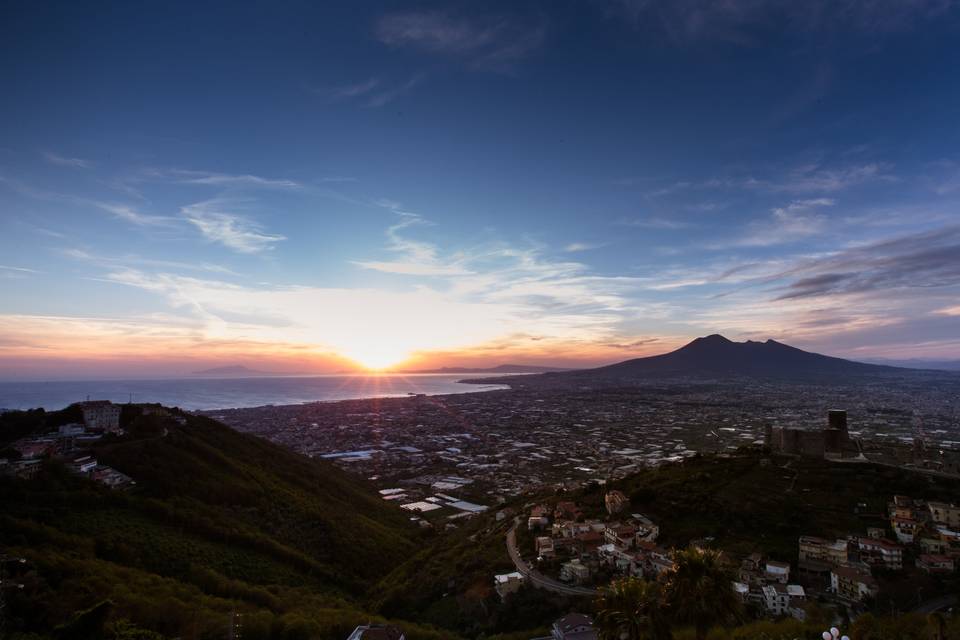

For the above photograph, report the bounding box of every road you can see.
[913,594,957,614]
[506,519,597,597]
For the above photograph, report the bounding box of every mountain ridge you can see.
[469,334,954,387]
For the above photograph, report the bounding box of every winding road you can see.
[506,519,597,597]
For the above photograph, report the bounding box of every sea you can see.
[0,374,510,412]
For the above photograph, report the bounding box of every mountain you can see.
[0,405,449,639]
[474,334,927,387]
[408,364,573,374]
[590,334,899,377]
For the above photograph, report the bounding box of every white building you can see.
[762,584,790,616]
[764,560,790,584]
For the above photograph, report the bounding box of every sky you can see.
[1,0,960,379]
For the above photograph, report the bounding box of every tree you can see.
[594,577,672,640]
[663,547,741,640]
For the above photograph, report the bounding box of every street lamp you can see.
[822,628,849,640]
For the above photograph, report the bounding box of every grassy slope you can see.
[0,408,455,640]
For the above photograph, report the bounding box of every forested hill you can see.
[0,406,451,640]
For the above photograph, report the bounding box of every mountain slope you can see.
[0,406,451,640]
[475,334,920,387]
[592,334,898,377]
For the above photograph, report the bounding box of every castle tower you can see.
[828,410,847,435]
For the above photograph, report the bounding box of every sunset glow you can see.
[2,2,960,381]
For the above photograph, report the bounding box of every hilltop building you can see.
[765,410,859,459]
[79,400,122,433]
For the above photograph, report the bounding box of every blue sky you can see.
[2,1,960,377]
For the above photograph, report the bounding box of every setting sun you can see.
[341,344,412,371]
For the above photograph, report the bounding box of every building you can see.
[916,555,955,574]
[346,625,405,640]
[536,536,555,559]
[560,559,591,584]
[494,572,524,600]
[890,516,920,543]
[920,537,947,554]
[765,410,857,458]
[67,455,98,475]
[604,524,636,549]
[786,584,806,602]
[605,490,629,515]
[79,401,122,433]
[830,567,878,602]
[529,505,551,530]
[762,584,790,616]
[551,613,598,640]
[798,536,848,566]
[856,537,903,570]
[928,502,960,528]
[632,514,660,542]
[554,501,583,522]
[764,560,791,584]
[0,458,42,479]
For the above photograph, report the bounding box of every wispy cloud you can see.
[734,198,834,247]
[604,0,958,44]
[364,74,425,108]
[319,77,381,101]
[0,265,39,279]
[616,216,692,230]
[91,201,175,226]
[353,209,473,276]
[136,168,299,189]
[770,163,896,193]
[648,163,895,198]
[376,10,545,72]
[311,74,425,108]
[564,242,606,252]
[42,151,93,169]
[181,200,285,254]
[61,247,236,275]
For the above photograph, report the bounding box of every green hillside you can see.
[592,450,960,560]
[0,406,452,640]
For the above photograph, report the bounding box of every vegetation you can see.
[575,449,960,560]
[595,577,671,640]
[663,548,742,640]
[0,406,454,639]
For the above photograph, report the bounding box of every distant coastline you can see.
[0,373,509,412]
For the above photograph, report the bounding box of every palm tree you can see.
[663,547,742,640]
[595,576,672,640]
